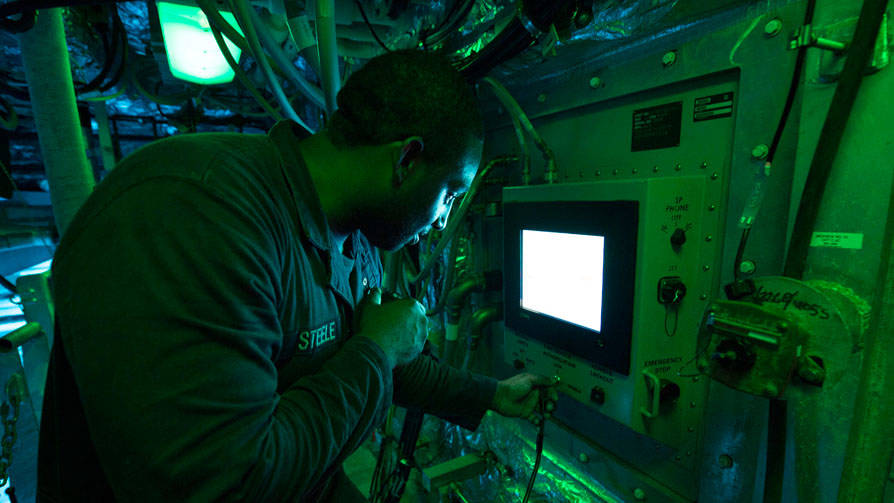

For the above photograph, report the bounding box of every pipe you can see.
[783,0,889,279]
[250,6,325,108]
[470,304,502,350]
[426,234,461,316]
[230,0,312,132]
[315,0,340,117]
[0,322,41,353]
[446,275,486,324]
[837,96,894,502]
[481,77,555,183]
[17,8,95,236]
[284,13,322,76]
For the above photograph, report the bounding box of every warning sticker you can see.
[810,232,864,249]
[632,101,682,152]
[694,92,734,122]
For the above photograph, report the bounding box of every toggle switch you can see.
[670,228,687,248]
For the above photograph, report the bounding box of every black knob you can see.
[671,228,687,247]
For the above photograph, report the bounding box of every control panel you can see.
[503,176,721,455]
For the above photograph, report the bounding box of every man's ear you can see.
[393,136,424,187]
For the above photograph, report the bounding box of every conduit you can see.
[17,8,95,236]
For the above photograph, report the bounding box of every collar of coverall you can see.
[268,119,361,260]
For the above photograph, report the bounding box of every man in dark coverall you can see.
[37,50,556,501]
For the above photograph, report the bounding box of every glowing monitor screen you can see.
[521,230,605,332]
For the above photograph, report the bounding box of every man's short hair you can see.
[328,50,484,173]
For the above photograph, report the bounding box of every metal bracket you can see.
[790,24,848,52]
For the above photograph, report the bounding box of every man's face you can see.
[363,150,479,251]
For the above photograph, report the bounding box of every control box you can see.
[503,176,719,451]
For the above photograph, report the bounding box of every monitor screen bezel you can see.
[504,200,638,375]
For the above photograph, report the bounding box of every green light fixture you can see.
[156,1,244,85]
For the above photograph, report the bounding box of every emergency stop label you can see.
[694,92,734,122]
[632,101,682,151]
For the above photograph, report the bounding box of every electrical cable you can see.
[426,233,460,316]
[731,0,815,281]
[481,77,553,182]
[74,11,116,95]
[0,275,17,294]
[522,401,546,503]
[422,0,475,48]
[410,156,514,284]
[97,10,128,92]
[353,0,390,52]
[229,0,313,132]
[209,22,283,120]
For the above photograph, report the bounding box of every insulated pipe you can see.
[17,8,95,236]
[837,119,894,502]
[0,322,41,353]
[315,0,339,117]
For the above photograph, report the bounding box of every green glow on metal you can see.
[157,2,244,84]
[518,435,623,503]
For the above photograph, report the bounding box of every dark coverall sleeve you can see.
[393,354,498,431]
[53,178,392,502]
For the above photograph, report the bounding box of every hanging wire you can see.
[354,0,391,52]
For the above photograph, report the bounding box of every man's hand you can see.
[356,288,427,368]
[491,373,559,425]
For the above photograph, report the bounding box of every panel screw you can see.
[589,76,602,88]
[718,454,734,469]
[700,294,708,300]
[595,170,602,176]
[703,265,711,271]
[764,18,783,37]
[752,144,769,160]
[701,161,709,169]
[690,401,697,408]
[705,235,713,242]
[709,204,717,211]
[578,453,590,463]
[662,50,677,67]
[739,260,756,275]
[537,93,547,103]
[711,172,719,180]
[653,165,660,173]
[632,167,639,174]
[612,168,620,175]
[675,163,682,171]
[634,488,646,500]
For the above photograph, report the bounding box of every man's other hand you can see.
[356,288,427,368]
[491,374,559,425]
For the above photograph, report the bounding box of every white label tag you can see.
[809,232,863,249]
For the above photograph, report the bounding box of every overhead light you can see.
[156,1,244,85]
